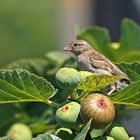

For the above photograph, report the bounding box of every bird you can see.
[64,40,130,95]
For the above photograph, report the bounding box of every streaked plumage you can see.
[64,40,130,94]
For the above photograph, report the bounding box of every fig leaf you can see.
[77,75,122,92]
[112,80,140,107]
[74,119,92,140]
[0,69,57,104]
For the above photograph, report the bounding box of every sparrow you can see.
[64,40,130,95]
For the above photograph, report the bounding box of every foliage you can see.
[77,18,140,63]
[73,119,92,140]
[0,18,140,139]
[0,69,57,105]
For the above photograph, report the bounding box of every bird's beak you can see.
[63,46,72,51]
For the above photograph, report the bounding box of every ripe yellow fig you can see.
[80,93,115,129]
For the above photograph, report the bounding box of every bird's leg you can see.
[107,84,116,95]
[107,80,129,95]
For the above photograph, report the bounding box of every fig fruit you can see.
[80,93,115,129]
[90,127,108,138]
[56,101,81,130]
[7,123,32,140]
[79,71,93,81]
[55,67,80,89]
[106,124,129,140]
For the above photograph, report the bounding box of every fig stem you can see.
[77,91,89,100]
[46,100,60,108]
[69,88,78,100]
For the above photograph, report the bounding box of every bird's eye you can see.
[73,43,78,47]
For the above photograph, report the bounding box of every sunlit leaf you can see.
[77,75,122,92]
[74,119,92,140]
[111,80,140,107]
[0,69,57,104]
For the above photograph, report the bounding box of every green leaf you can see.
[55,128,75,140]
[45,51,76,75]
[5,58,49,76]
[120,18,140,51]
[45,51,75,66]
[0,137,15,140]
[117,62,140,82]
[118,18,140,62]
[118,62,140,75]
[77,75,122,92]
[74,119,92,140]
[77,26,115,60]
[0,104,30,135]
[0,69,57,104]
[75,25,85,36]
[111,80,140,107]
[32,134,62,140]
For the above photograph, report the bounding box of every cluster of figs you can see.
[55,67,134,140]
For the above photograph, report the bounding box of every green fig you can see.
[56,101,81,130]
[7,123,32,140]
[80,93,115,129]
[79,71,93,81]
[90,126,109,138]
[106,124,129,140]
[55,67,80,89]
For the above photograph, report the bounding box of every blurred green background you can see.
[0,0,61,65]
[1,0,140,66]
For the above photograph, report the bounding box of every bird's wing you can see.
[88,52,129,80]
